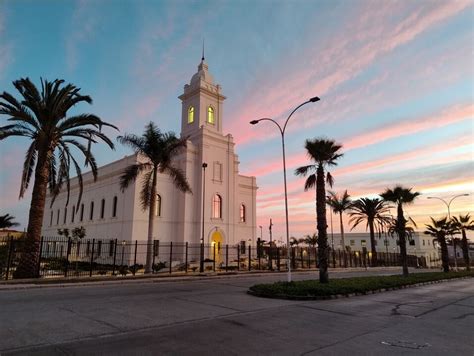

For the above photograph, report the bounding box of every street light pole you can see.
[250,96,320,282]
[200,163,208,273]
[427,193,469,271]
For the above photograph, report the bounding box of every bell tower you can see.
[179,56,226,138]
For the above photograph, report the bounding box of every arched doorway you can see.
[209,229,223,265]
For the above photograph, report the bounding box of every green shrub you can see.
[249,271,474,299]
[152,262,166,272]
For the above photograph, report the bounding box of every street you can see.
[0,269,473,355]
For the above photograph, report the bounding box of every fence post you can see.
[277,248,280,271]
[185,242,188,274]
[35,236,44,278]
[112,239,118,276]
[237,245,240,271]
[64,237,71,277]
[5,236,14,281]
[225,244,229,272]
[89,239,95,277]
[300,248,304,269]
[269,245,273,270]
[169,242,173,274]
[213,244,216,272]
[133,240,138,275]
[258,246,261,270]
[248,245,251,271]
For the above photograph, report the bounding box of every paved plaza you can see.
[0,269,473,355]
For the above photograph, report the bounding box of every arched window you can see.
[63,207,67,224]
[240,204,246,223]
[50,211,53,226]
[188,106,194,124]
[71,205,75,223]
[212,194,222,218]
[112,196,118,217]
[155,194,162,217]
[56,209,60,225]
[80,204,84,222]
[89,201,94,220]
[100,199,105,219]
[207,106,214,124]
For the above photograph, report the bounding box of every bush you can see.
[152,262,166,272]
[248,271,474,300]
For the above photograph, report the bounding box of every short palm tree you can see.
[0,214,20,229]
[452,214,473,271]
[304,233,318,247]
[326,190,351,251]
[0,78,116,278]
[424,217,455,272]
[380,186,420,277]
[119,122,191,274]
[295,138,343,283]
[349,198,392,266]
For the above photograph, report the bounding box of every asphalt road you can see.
[0,269,473,355]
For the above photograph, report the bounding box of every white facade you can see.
[41,58,258,247]
[329,232,441,267]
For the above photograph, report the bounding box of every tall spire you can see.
[201,39,205,61]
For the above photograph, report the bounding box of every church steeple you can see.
[179,54,226,138]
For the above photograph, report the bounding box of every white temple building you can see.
[41,57,258,249]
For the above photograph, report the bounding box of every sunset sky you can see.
[0,0,473,240]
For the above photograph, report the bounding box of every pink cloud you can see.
[226,1,472,147]
[245,102,473,179]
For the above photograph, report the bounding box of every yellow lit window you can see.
[188,106,194,124]
[207,106,214,124]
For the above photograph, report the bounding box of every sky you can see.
[0,0,473,241]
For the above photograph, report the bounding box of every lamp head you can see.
[202,163,208,168]
[309,96,320,103]
[249,120,259,125]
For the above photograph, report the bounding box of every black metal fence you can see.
[0,236,425,281]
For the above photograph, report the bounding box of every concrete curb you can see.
[247,276,474,300]
[0,267,406,291]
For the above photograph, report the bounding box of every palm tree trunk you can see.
[439,235,450,273]
[397,204,409,277]
[461,229,470,271]
[368,219,377,267]
[145,168,158,274]
[339,212,345,251]
[316,164,329,283]
[13,147,52,279]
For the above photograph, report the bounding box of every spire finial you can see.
[202,39,205,61]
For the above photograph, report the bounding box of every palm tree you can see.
[0,78,117,278]
[424,217,455,272]
[326,190,351,251]
[0,214,20,229]
[118,122,191,274]
[349,198,392,266]
[295,138,343,283]
[304,233,318,247]
[380,186,420,277]
[452,214,473,271]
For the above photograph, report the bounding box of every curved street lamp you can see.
[250,96,320,282]
[427,193,470,270]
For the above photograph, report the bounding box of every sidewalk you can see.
[0,266,406,290]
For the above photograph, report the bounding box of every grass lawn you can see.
[248,271,474,300]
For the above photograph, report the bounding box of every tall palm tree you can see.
[0,214,20,229]
[0,78,116,278]
[118,122,191,274]
[452,214,473,271]
[349,198,392,266]
[380,186,420,277]
[295,138,343,283]
[326,190,351,251]
[424,217,455,272]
